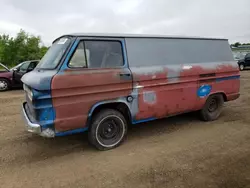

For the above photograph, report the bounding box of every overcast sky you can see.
[0,0,249,45]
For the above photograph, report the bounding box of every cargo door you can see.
[130,64,198,122]
[51,38,133,131]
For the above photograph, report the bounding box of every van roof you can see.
[55,33,228,42]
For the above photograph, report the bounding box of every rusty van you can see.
[21,33,240,150]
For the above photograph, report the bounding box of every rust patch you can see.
[51,68,132,131]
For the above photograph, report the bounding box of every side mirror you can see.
[13,68,18,72]
[27,69,33,73]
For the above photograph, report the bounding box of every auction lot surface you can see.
[1,72,250,188]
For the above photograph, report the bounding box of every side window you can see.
[69,41,88,68]
[27,62,37,71]
[68,40,124,68]
[85,40,124,68]
[19,62,30,73]
[245,53,250,58]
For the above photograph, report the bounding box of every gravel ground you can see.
[0,71,250,188]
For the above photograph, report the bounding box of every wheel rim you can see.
[0,80,8,91]
[208,98,218,112]
[96,115,125,147]
[240,65,244,70]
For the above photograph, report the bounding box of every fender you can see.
[87,99,132,125]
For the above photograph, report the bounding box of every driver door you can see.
[245,53,250,67]
[13,61,30,85]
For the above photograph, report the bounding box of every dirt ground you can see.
[1,72,250,188]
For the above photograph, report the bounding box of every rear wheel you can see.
[200,94,224,121]
[0,79,10,91]
[88,109,128,150]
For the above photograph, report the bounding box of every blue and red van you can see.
[21,33,240,150]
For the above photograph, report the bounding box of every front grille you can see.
[25,94,37,121]
[24,102,37,123]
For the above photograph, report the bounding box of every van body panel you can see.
[124,38,234,67]
[21,69,58,91]
[124,37,239,122]
[51,68,132,131]
[21,33,240,137]
[128,61,239,121]
[130,65,197,120]
[51,38,133,132]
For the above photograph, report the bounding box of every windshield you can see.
[36,37,72,69]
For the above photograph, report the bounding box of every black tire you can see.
[0,78,10,91]
[88,109,128,151]
[200,94,224,121]
[239,64,244,71]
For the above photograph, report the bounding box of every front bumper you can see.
[22,102,41,134]
[22,102,55,138]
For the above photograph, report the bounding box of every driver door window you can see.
[27,62,37,72]
[19,62,30,73]
[68,40,124,68]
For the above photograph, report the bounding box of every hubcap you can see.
[96,115,125,147]
[0,81,7,90]
[100,119,119,140]
[208,98,218,112]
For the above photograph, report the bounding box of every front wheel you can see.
[239,64,244,71]
[200,94,224,121]
[88,109,128,151]
[0,79,10,91]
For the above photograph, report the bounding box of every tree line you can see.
[231,42,250,48]
[0,29,49,67]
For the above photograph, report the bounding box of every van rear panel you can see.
[125,37,239,122]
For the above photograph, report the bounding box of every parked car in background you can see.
[237,53,250,71]
[0,60,39,91]
[233,52,247,61]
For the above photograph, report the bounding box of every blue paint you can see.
[121,39,129,68]
[197,85,212,98]
[88,101,106,117]
[23,87,56,131]
[40,120,54,129]
[55,127,88,137]
[88,100,132,118]
[26,88,56,130]
[21,70,58,91]
[216,75,240,82]
[33,89,51,100]
[39,107,55,121]
[132,117,156,124]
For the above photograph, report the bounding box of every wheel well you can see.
[89,102,132,124]
[0,77,11,85]
[211,92,227,102]
[0,77,10,82]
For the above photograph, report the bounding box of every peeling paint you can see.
[143,91,157,104]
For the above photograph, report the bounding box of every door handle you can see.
[119,73,131,77]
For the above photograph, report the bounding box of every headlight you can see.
[23,84,33,101]
[23,84,27,91]
[27,90,33,101]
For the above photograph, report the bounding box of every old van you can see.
[21,33,240,150]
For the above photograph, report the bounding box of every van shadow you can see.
[22,111,200,163]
